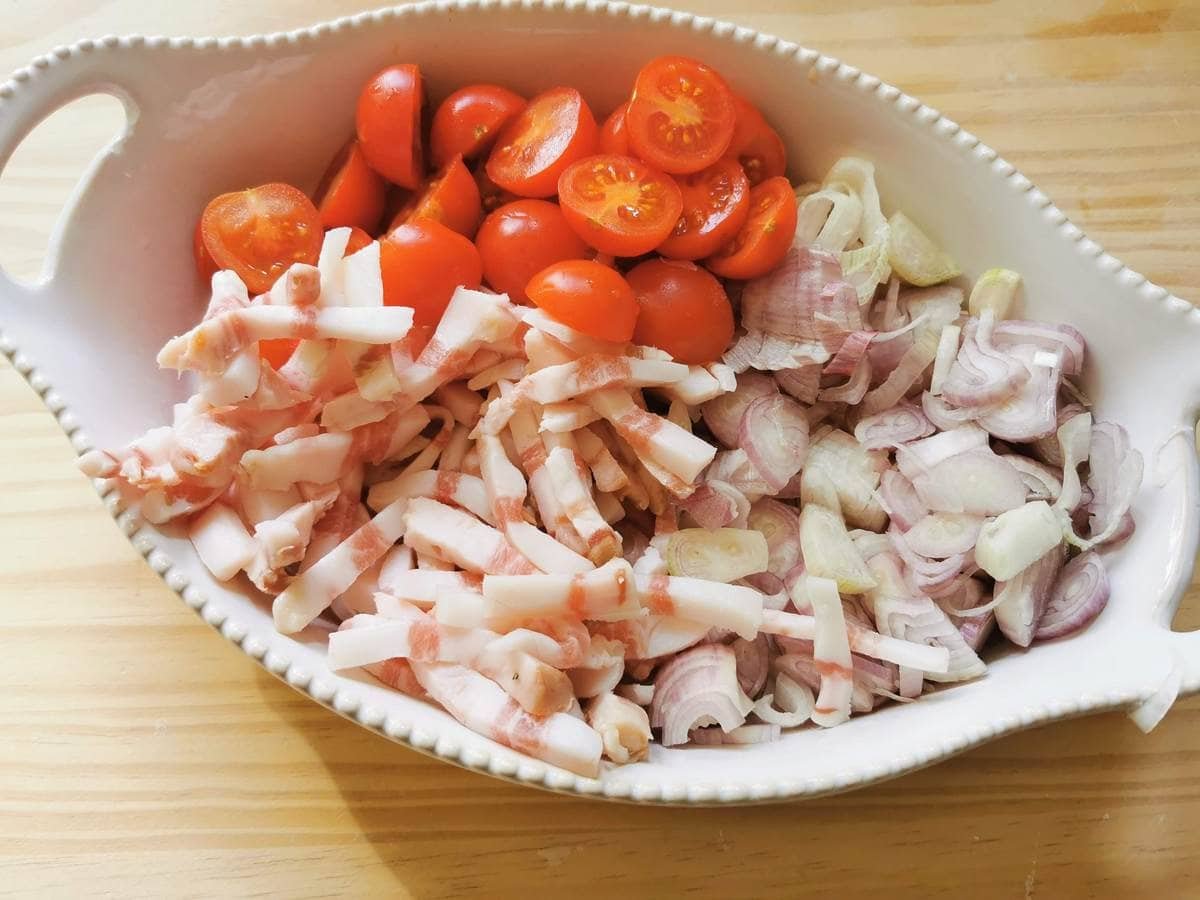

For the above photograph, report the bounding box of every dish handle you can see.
[1130,391,1200,731]
[0,41,138,299]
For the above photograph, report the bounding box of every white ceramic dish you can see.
[1,1,1198,805]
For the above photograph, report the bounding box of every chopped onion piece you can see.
[967,268,1021,320]
[853,403,934,450]
[665,528,769,584]
[747,498,802,584]
[701,372,777,447]
[887,211,961,287]
[799,504,877,594]
[994,544,1065,647]
[737,394,809,491]
[975,501,1064,582]
[929,324,961,395]
[650,644,753,746]
[1035,551,1110,640]
[902,513,983,559]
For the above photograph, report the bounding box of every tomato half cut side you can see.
[599,104,631,156]
[625,55,736,175]
[557,154,683,257]
[657,157,751,261]
[627,258,734,364]
[486,87,599,198]
[200,182,323,295]
[314,140,387,231]
[392,154,483,238]
[356,64,425,189]
[259,338,299,369]
[430,84,526,169]
[728,94,787,186]
[704,175,797,281]
[476,199,591,304]
[380,219,483,329]
[526,259,639,343]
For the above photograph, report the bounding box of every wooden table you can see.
[2,1,1198,896]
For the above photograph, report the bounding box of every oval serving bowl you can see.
[1,1,1199,805]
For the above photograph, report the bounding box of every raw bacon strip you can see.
[158,304,414,375]
[188,502,257,581]
[802,575,853,727]
[466,358,526,390]
[247,495,335,594]
[433,381,484,426]
[633,573,763,639]
[350,405,432,466]
[367,469,495,524]
[397,406,456,476]
[378,568,481,607]
[484,559,637,626]
[410,661,603,777]
[402,497,536,575]
[573,427,629,493]
[273,498,409,634]
[539,402,601,433]
[479,355,688,434]
[477,432,593,574]
[759,608,949,672]
[240,433,353,490]
[544,444,621,565]
[587,388,716,486]
[586,692,651,763]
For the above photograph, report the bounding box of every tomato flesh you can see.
[344,226,374,255]
[628,258,733,364]
[705,175,797,280]
[392,154,482,238]
[658,157,750,261]
[200,183,322,295]
[486,87,599,198]
[626,56,736,175]
[380,219,482,328]
[356,64,425,189]
[193,219,218,283]
[526,259,639,343]
[557,154,682,257]
[728,94,787,186]
[431,84,526,169]
[476,199,590,304]
[314,140,387,232]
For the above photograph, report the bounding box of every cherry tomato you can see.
[380,219,482,328]
[626,56,736,175]
[259,338,298,369]
[486,87,599,198]
[728,94,787,186]
[557,155,683,257]
[473,165,518,213]
[705,175,797,280]
[193,219,218,283]
[627,258,733,364]
[356,64,425,189]
[476,199,590,303]
[431,84,526,169]
[657,157,750,260]
[599,104,631,155]
[392,154,482,237]
[314,140,387,231]
[526,260,639,343]
[344,226,374,255]
[200,183,322,294]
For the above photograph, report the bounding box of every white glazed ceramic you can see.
[2,1,1198,805]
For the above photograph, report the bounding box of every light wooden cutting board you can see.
[1,1,1198,897]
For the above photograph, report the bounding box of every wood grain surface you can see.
[1,2,1198,897]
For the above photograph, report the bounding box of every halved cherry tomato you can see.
[391,154,482,237]
[627,258,733,364]
[356,64,425,189]
[486,87,599,198]
[599,104,631,155]
[200,183,322,294]
[476,199,590,303]
[557,155,683,257]
[626,56,736,175]
[728,94,787,186]
[193,219,218,283]
[431,84,526,169]
[344,226,374,255]
[380,219,482,328]
[526,259,639,343]
[259,338,298,369]
[657,157,750,260]
[314,140,387,231]
[705,175,797,280]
